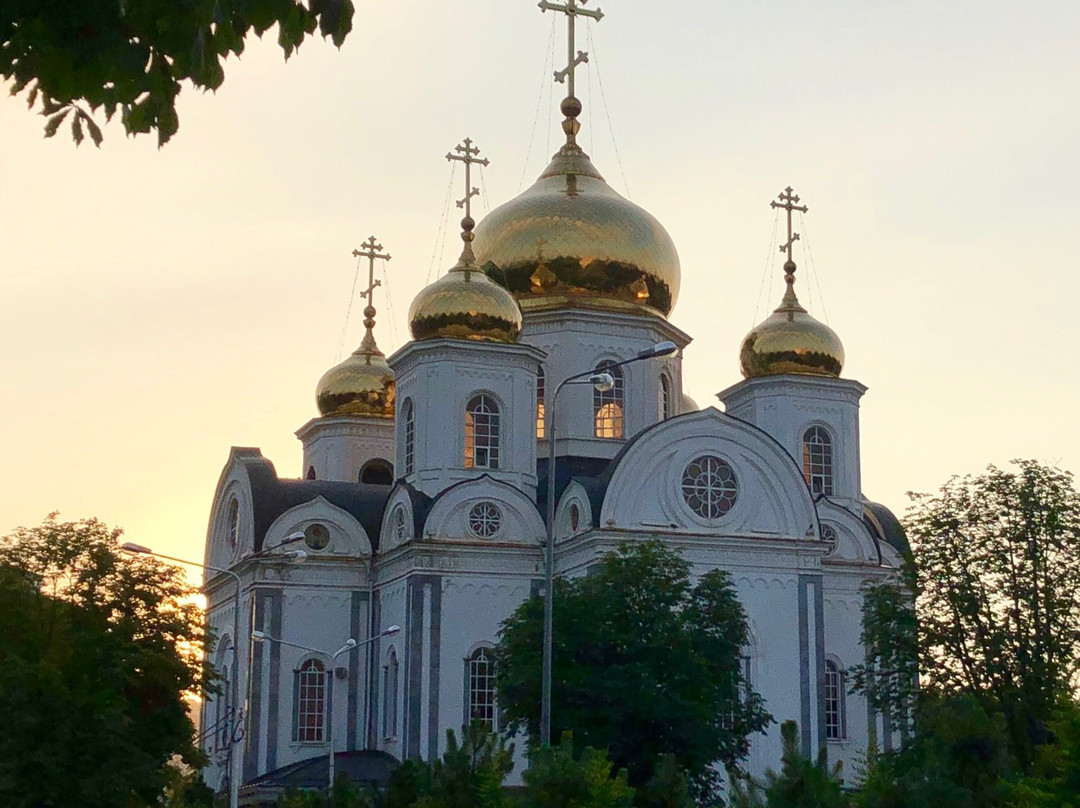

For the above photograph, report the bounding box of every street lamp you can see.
[119,540,306,808]
[540,339,678,747]
[252,625,401,790]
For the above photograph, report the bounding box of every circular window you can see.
[468,502,502,539]
[821,525,838,556]
[227,499,239,547]
[304,523,330,551]
[681,456,738,519]
[570,504,580,533]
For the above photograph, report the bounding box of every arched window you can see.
[360,458,394,485]
[593,362,624,439]
[293,659,328,743]
[383,648,399,738]
[465,395,500,470]
[659,373,672,420]
[392,505,407,543]
[825,660,846,741]
[306,466,317,480]
[226,499,239,547]
[536,365,546,439]
[802,426,834,496]
[467,647,497,731]
[402,399,415,475]
[216,662,231,751]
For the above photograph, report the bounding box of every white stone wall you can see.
[296,416,395,483]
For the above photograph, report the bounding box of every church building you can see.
[200,6,907,802]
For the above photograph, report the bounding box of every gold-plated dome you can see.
[408,217,522,343]
[740,261,845,379]
[316,308,396,417]
[473,102,680,318]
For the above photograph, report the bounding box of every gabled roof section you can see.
[243,749,399,790]
[231,449,393,552]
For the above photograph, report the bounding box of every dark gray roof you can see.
[244,749,399,790]
[863,500,910,555]
[233,450,393,552]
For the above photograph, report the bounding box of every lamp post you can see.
[539,340,678,747]
[119,536,307,808]
[252,625,401,791]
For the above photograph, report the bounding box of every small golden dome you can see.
[740,262,844,379]
[316,309,396,417]
[473,141,680,318]
[409,218,522,343]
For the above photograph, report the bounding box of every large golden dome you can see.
[473,104,680,318]
[316,310,396,417]
[740,261,845,379]
[409,218,522,343]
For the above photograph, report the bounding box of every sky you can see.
[2,0,1079,572]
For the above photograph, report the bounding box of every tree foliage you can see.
[730,721,848,808]
[906,460,1080,768]
[2,0,354,146]
[520,733,636,808]
[0,515,213,808]
[382,724,514,808]
[494,541,770,802]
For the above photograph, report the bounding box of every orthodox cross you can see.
[770,186,809,261]
[351,236,391,311]
[446,137,489,222]
[538,0,603,100]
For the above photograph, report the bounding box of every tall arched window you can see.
[825,660,846,740]
[465,395,500,469]
[593,362,624,439]
[293,659,328,743]
[536,365,546,439]
[306,466,317,480]
[226,499,239,548]
[802,426,834,496]
[659,373,672,420]
[383,648,399,739]
[216,662,231,751]
[467,647,497,731]
[360,458,394,485]
[402,399,415,475]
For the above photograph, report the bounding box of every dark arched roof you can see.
[863,500,910,555]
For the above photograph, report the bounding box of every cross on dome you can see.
[538,0,603,145]
[770,186,809,288]
[350,236,391,337]
[446,137,489,223]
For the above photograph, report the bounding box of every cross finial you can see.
[770,186,809,289]
[538,0,603,144]
[350,236,391,340]
[446,137,490,223]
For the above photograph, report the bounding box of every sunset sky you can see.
[2,0,1078,573]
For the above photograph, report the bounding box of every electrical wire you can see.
[336,252,363,362]
[753,210,781,325]
[518,16,558,193]
[425,163,456,284]
[588,26,631,200]
[799,210,830,324]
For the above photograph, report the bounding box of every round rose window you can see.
[681,456,738,519]
[468,502,502,539]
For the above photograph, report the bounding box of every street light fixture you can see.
[539,339,678,747]
[118,540,306,808]
[251,626,401,790]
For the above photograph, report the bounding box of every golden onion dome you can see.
[316,308,396,417]
[740,261,845,379]
[408,217,522,343]
[473,98,680,318]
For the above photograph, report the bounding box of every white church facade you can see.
[199,11,907,801]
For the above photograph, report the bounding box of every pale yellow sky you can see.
[2,0,1078,570]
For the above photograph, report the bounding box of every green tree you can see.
[381,724,513,808]
[847,569,920,739]
[494,541,771,802]
[0,515,213,808]
[2,0,354,146]
[853,695,1011,808]
[277,772,378,808]
[730,721,849,808]
[906,460,1080,769]
[520,733,636,808]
